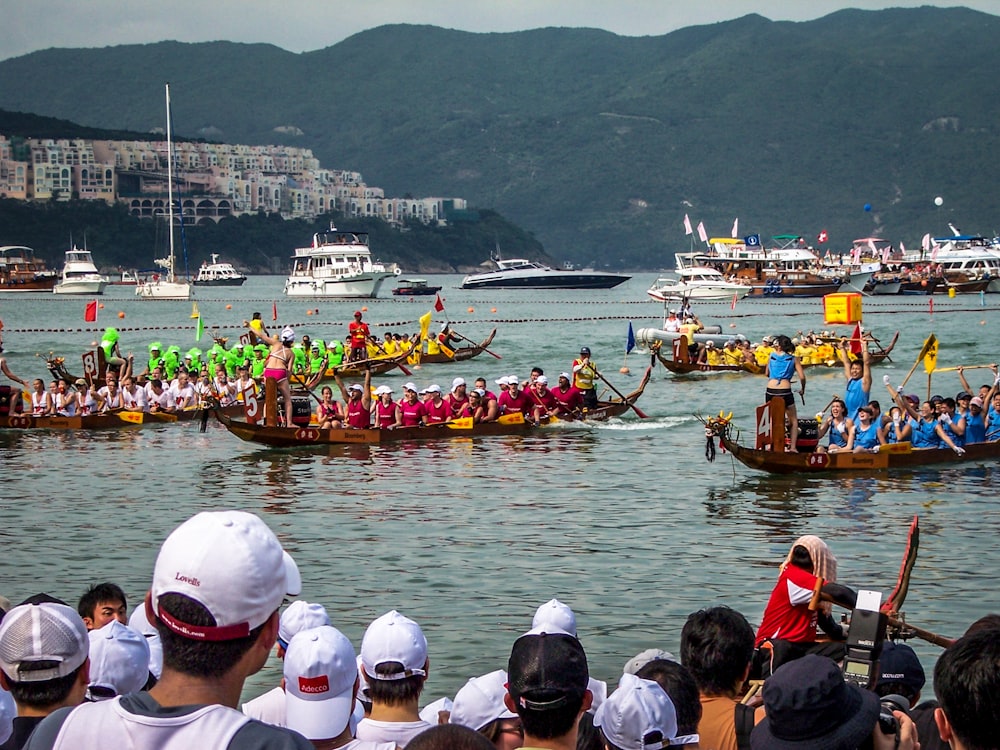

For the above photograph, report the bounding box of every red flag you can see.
[850,322,863,356]
[272,301,277,321]
[84,299,98,323]
[817,230,828,244]
[434,294,445,313]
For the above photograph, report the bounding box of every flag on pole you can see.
[921,233,931,251]
[418,310,432,341]
[626,321,636,354]
[817,230,828,244]
[849,322,863,356]
[683,214,693,235]
[84,299,98,323]
[731,218,739,238]
[434,293,445,313]
[744,234,761,247]
[731,292,738,311]
[931,244,940,261]
[868,238,878,255]
[697,222,708,243]
[881,245,892,264]
[196,315,204,342]
[272,301,278,321]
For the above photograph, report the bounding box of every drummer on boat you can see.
[765,335,806,453]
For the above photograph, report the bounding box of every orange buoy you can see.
[361,306,368,312]
[491,307,497,313]
[620,366,630,374]
[729,323,736,328]
[467,307,474,313]
[306,309,313,316]
[118,311,125,319]
[98,303,105,309]
[225,304,232,310]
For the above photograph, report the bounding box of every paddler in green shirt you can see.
[163,346,181,379]
[145,341,165,376]
[100,327,125,370]
[326,339,345,368]
[307,342,327,376]
[251,345,267,379]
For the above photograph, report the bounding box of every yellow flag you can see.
[419,311,432,341]
[923,335,938,373]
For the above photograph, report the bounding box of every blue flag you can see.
[626,321,636,354]
[744,234,761,247]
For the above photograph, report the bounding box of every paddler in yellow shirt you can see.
[722,339,742,365]
[704,341,725,366]
[755,336,775,366]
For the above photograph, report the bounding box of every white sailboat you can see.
[136,83,192,300]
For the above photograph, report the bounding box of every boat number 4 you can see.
[807,453,829,468]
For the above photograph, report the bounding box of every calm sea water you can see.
[1,274,998,700]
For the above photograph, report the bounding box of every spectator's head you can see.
[283,625,358,741]
[750,654,878,750]
[450,669,520,750]
[636,659,702,742]
[86,620,150,701]
[875,641,925,705]
[680,607,754,698]
[360,610,428,707]
[506,630,591,741]
[623,649,676,677]
[594,674,677,750]
[933,628,1000,750]
[77,582,128,630]
[0,603,90,713]
[148,510,300,681]
[277,600,330,657]
[532,599,577,637]
[407,724,497,750]
[127,604,163,684]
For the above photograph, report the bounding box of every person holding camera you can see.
[750,654,918,750]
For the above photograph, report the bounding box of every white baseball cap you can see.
[450,669,517,731]
[531,598,577,637]
[623,648,677,676]
[0,603,89,683]
[0,687,14,745]
[594,673,678,750]
[559,372,571,381]
[279,601,330,649]
[535,375,548,385]
[284,626,358,741]
[494,377,510,386]
[127,604,163,679]
[87,620,151,699]
[151,511,299,641]
[403,382,418,393]
[425,384,442,394]
[281,326,295,342]
[420,696,454,726]
[348,384,365,393]
[451,377,466,390]
[360,610,428,680]
[374,385,393,396]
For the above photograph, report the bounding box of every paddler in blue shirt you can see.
[840,340,871,422]
[765,334,806,452]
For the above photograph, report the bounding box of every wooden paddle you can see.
[451,330,502,360]
[592,367,649,419]
[933,364,996,373]
[898,333,936,389]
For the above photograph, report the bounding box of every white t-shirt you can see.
[122,386,148,412]
[242,686,285,726]
[168,382,197,409]
[356,718,433,748]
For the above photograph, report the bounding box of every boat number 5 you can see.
[244,391,261,422]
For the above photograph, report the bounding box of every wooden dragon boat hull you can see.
[214,409,536,447]
[549,364,652,421]
[0,411,175,430]
[418,329,498,364]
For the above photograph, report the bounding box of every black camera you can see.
[842,590,888,689]
[878,694,911,735]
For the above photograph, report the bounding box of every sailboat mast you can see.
[165,83,175,284]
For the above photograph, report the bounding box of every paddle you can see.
[451,329,502,360]
[933,364,996,373]
[898,333,936,390]
[592,366,649,419]
[445,417,474,429]
[497,412,526,425]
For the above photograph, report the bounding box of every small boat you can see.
[418,329,498,364]
[284,223,398,298]
[108,270,141,285]
[0,246,58,292]
[193,254,247,286]
[53,247,109,295]
[392,278,442,296]
[136,84,192,301]
[646,266,750,302]
[702,400,1000,475]
[461,252,630,290]
[0,410,178,430]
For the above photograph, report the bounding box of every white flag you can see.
[683,214,693,236]
[921,233,931,251]
[731,218,739,238]
[697,221,708,243]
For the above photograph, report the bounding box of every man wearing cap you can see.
[450,669,521,749]
[421,385,450,424]
[664,310,681,334]
[498,377,533,419]
[398,383,427,427]
[572,349,598,410]
[503,629,592,750]
[874,641,925,708]
[24,510,311,750]
[0,602,90,750]
[337,370,372,429]
[750,654,917,750]
[594,673,680,750]
[447,378,469,418]
[529,376,559,423]
[356,611,433,747]
[85,620,150,702]
[348,312,373,363]
[549,374,583,417]
[242,600,331,726]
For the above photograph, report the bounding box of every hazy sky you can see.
[3,1,998,61]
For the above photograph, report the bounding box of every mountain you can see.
[1,7,999,268]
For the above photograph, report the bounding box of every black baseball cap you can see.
[508,631,589,711]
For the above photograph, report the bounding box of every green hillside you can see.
[1,7,998,268]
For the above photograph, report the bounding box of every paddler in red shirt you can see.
[447,377,469,417]
[398,382,426,426]
[347,310,372,362]
[336,369,371,428]
[551,372,584,416]
[529,375,560,423]
[421,384,451,423]
[497,376,533,417]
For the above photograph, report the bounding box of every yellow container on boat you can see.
[823,292,862,325]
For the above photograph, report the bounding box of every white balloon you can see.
[934,196,944,206]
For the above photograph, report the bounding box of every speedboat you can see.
[284,224,398,298]
[392,278,442,296]
[0,246,58,292]
[461,256,630,290]
[193,254,247,286]
[53,247,109,295]
[647,266,750,302]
